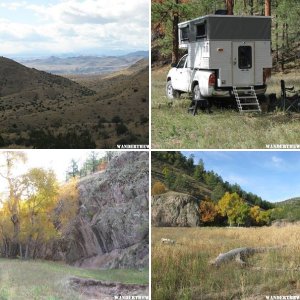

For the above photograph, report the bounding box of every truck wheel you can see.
[193,84,201,101]
[166,80,180,99]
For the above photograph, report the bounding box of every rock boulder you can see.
[152,191,200,227]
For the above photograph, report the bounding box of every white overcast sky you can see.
[0,150,106,185]
[0,0,149,58]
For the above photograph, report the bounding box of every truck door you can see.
[172,54,191,92]
[232,42,255,87]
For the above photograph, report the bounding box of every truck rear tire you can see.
[166,80,180,100]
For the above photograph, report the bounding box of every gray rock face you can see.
[152,191,200,227]
[65,152,149,269]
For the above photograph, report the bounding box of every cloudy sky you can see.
[0,0,149,58]
[183,151,300,203]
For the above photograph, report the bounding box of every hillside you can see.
[152,152,272,208]
[276,197,300,206]
[151,151,276,227]
[152,155,212,200]
[20,52,149,75]
[0,56,94,98]
[0,57,148,148]
[272,197,300,222]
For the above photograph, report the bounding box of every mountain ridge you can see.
[18,51,149,75]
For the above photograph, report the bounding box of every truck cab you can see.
[166,54,226,100]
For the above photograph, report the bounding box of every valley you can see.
[0,55,149,148]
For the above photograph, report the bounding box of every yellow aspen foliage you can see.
[250,206,271,225]
[199,199,218,223]
[250,206,261,223]
[217,192,250,226]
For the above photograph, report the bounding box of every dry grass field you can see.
[152,226,300,300]
[151,67,300,149]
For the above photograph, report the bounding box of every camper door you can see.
[232,42,255,86]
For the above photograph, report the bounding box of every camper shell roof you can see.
[179,15,271,41]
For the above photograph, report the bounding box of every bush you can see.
[152,181,167,195]
[111,116,122,123]
[116,123,128,135]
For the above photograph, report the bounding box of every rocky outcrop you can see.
[152,191,200,227]
[65,152,149,269]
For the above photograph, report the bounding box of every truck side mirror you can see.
[171,63,177,68]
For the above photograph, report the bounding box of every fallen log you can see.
[210,246,282,267]
[160,238,176,245]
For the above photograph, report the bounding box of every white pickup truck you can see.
[166,54,217,100]
[166,53,267,101]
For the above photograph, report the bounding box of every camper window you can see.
[196,22,206,39]
[238,46,252,69]
[180,26,189,42]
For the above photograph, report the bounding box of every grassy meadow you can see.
[151,67,300,149]
[0,259,148,300]
[152,226,300,300]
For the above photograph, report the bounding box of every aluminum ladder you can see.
[233,86,261,113]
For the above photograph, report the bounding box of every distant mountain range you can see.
[19,51,149,75]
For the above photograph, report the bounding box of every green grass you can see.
[151,67,300,149]
[152,226,300,300]
[0,259,148,300]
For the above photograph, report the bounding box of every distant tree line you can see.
[65,151,116,181]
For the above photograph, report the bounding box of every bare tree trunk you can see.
[172,0,179,64]
[264,0,272,77]
[226,0,234,15]
[281,23,286,72]
[25,243,30,259]
[210,246,283,267]
[32,233,40,259]
[274,0,279,67]
[286,23,289,49]
[19,244,22,259]
[265,0,271,16]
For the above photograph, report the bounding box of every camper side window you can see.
[238,46,252,69]
[196,22,206,39]
[180,26,189,42]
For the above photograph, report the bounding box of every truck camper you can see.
[166,15,272,112]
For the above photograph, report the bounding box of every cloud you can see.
[271,156,283,164]
[270,155,284,168]
[0,1,27,10]
[0,0,149,56]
